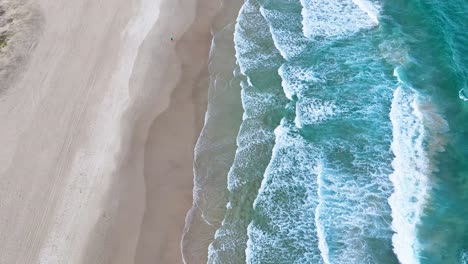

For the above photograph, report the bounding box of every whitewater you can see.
[183,0,468,263]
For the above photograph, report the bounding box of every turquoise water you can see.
[199,0,468,263]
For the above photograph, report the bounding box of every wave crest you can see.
[388,81,449,264]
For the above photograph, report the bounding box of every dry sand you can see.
[0,0,221,263]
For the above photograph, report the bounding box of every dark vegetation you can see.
[0,32,7,49]
[0,5,9,50]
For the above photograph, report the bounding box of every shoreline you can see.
[181,0,244,263]
[0,0,225,263]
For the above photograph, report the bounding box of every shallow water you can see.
[190,0,468,263]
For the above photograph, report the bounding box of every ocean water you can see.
[186,0,468,263]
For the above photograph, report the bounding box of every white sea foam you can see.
[278,63,325,99]
[299,0,380,39]
[394,67,403,83]
[461,251,468,264]
[240,85,283,119]
[259,6,308,59]
[388,81,448,264]
[295,98,339,128]
[459,88,468,101]
[208,1,290,262]
[246,122,323,263]
[312,146,394,263]
[234,1,280,75]
[352,0,380,25]
[278,65,300,100]
[277,62,339,128]
[388,87,425,264]
[314,161,331,264]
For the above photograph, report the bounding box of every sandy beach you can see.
[0,0,221,263]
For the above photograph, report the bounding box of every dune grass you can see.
[0,33,7,49]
